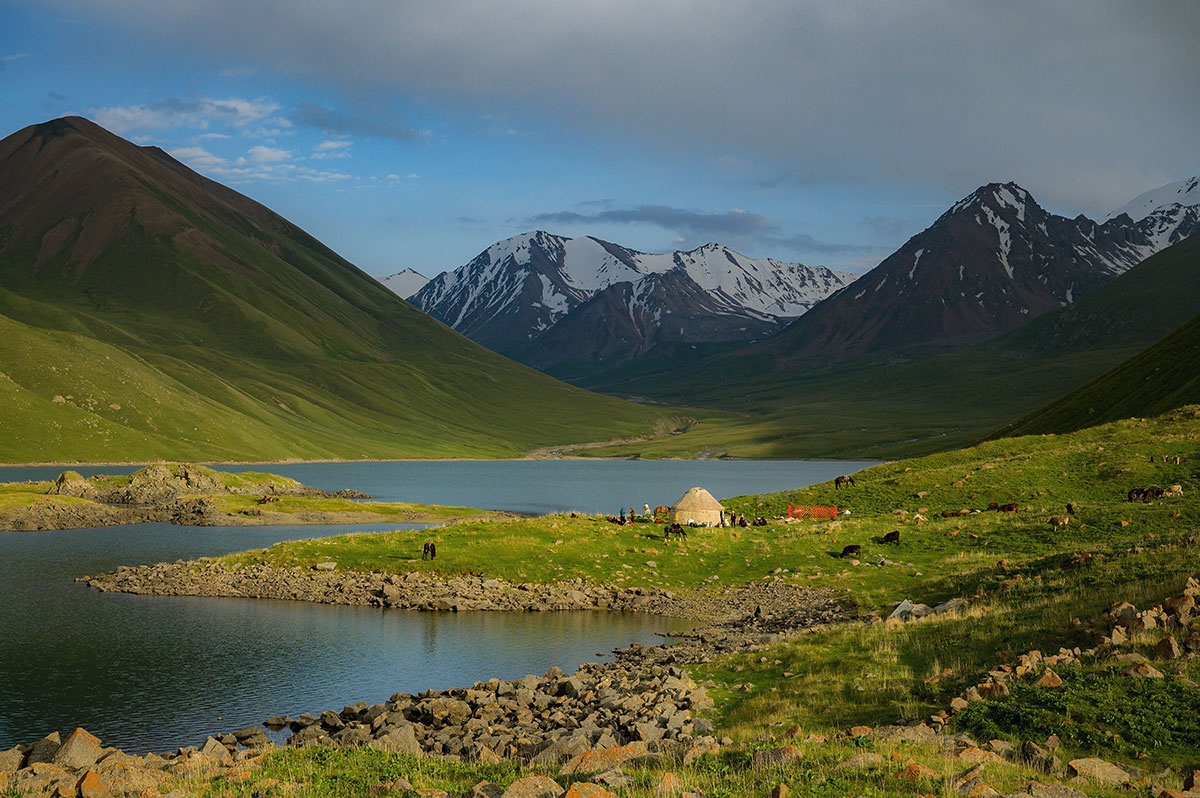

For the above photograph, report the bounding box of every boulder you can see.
[1034,669,1063,689]
[562,743,648,776]
[898,761,941,781]
[368,725,423,756]
[1068,758,1130,785]
[1025,782,1087,798]
[24,732,62,765]
[0,747,24,773]
[564,783,617,798]
[198,738,232,763]
[76,769,110,798]
[1156,636,1183,660]
[1125,662,1165,679]
[501,775,563,798]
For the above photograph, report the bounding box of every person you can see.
[630,506,636,522]
[619,507,626,523]
[643,503,650,517]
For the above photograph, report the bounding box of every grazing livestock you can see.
[663,523,687,541]
[881,530,900,544]
[998,503,1019,512]
[254,495,278,505]
[1066,503,1076,515]
[421,541,437,560]
[941,509,971,518]
[840,544,861,558]
[1048,516,1070,529]
[986,502,999,511]
[1129,486,1166,503]
[834,475,856,489]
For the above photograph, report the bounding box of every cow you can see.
[998,503,1019,512]
[881,530,900,544]
[1048,516,1070,529]
[840,544,861,558]
[834,475,856,489]
[422,541,437,560]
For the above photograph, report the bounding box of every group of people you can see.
[616,503,653,524]
[723,511,766,527]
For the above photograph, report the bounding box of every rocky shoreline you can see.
[5,574,849,796]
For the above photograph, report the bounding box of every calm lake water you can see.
[0,459,874,753]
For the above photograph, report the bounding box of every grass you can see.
[63,406,1200,795]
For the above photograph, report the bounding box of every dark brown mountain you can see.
[759,182,1200,365]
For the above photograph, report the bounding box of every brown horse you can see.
[834,475,856,489]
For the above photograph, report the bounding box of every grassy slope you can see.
[995,310,1200,438]
[0,118,684,462]
[166,407,1200,796]
[574,235,1200,459]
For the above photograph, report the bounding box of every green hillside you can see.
[578,234,1200,459]
[0,118,682,462]
[995,309,1200,438]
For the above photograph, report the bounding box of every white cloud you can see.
[90,96,280,135]
[238,145,291,164]
[312,139,352,159]
[169,144,352,184]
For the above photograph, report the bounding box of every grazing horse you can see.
[1048,516,1070,529]
[881,530,900,544]
[834,475,856,489]
[422,541,437,560]
[663,523,687,541]
[840,544,861,558]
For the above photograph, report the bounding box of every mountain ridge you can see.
[410,230,855,372]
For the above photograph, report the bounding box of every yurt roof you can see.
[672,486,724,511]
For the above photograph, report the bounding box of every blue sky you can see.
[2,1,1196,279]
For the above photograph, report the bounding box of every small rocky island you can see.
[0,463,508,531]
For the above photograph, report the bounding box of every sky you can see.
[1,1,1196,279]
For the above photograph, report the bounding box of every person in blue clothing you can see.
[619,507,626,524]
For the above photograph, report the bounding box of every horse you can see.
[834,475,856,489]
[663,523,687,541]
[422,541,437,560]
[1048,516,1070,529]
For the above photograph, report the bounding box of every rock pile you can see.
[0,726,271,797]
[277,663,717,763]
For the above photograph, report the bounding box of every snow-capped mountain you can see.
[381,268,429,298]
[410,232,854,371]
[1105,176,1200,222]
[757,181,1200,362]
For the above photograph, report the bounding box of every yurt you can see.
[670,486,724,526]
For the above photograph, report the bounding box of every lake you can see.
[0,459,875,753]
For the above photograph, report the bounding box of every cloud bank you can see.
[47,0,1199,214]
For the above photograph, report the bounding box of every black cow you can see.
[840,544,861,558]
[881,530,900,544]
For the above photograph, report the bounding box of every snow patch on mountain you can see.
[1106,176,1200,222]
